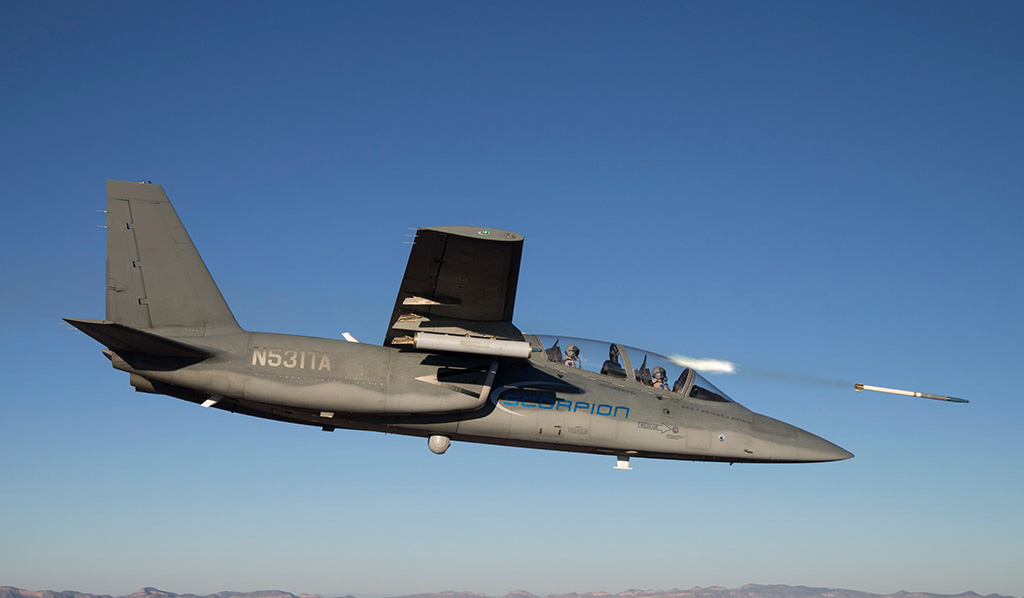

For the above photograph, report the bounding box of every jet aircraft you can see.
[67,180,853,469]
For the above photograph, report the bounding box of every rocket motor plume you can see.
[668,354,737,374]
[666,352,966,403]
[669,353,850,388]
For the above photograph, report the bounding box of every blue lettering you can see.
[502,395,629,419]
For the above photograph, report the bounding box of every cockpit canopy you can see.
[534,335,734,403]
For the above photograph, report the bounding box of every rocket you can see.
[854,383,969,403]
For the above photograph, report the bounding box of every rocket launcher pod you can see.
[394,331,533,359]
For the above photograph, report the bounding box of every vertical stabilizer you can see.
[105,180,241,334]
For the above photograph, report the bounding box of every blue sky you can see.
[1,1,1022,597]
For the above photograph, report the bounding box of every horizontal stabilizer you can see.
[64,318,212,358]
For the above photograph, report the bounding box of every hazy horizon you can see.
[3,584,1017,598]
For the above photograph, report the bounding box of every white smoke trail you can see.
[669,353,854,389]
[742,366,850,388]
[668,354,737,374]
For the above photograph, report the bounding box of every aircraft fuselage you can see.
[70,180,852,469]
[113,330,850,464]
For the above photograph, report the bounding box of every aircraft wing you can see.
[384,226,524,346]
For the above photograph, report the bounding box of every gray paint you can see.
[67,180,853,467]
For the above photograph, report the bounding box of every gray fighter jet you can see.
[66,180,852,469]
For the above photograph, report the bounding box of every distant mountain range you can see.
[0,585,1016,598]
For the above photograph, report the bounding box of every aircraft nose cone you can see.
[796,428,854,462]
[751,413,852,462]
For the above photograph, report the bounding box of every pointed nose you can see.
[752,413,853,462]
[795,428,854,462]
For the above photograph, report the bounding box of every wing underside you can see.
[384,226,524,346]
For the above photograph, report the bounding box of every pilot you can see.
[652,366,670,390]
[601,344,626,379]
[563,344,581,368]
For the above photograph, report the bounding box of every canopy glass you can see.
[534,335,733,403]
